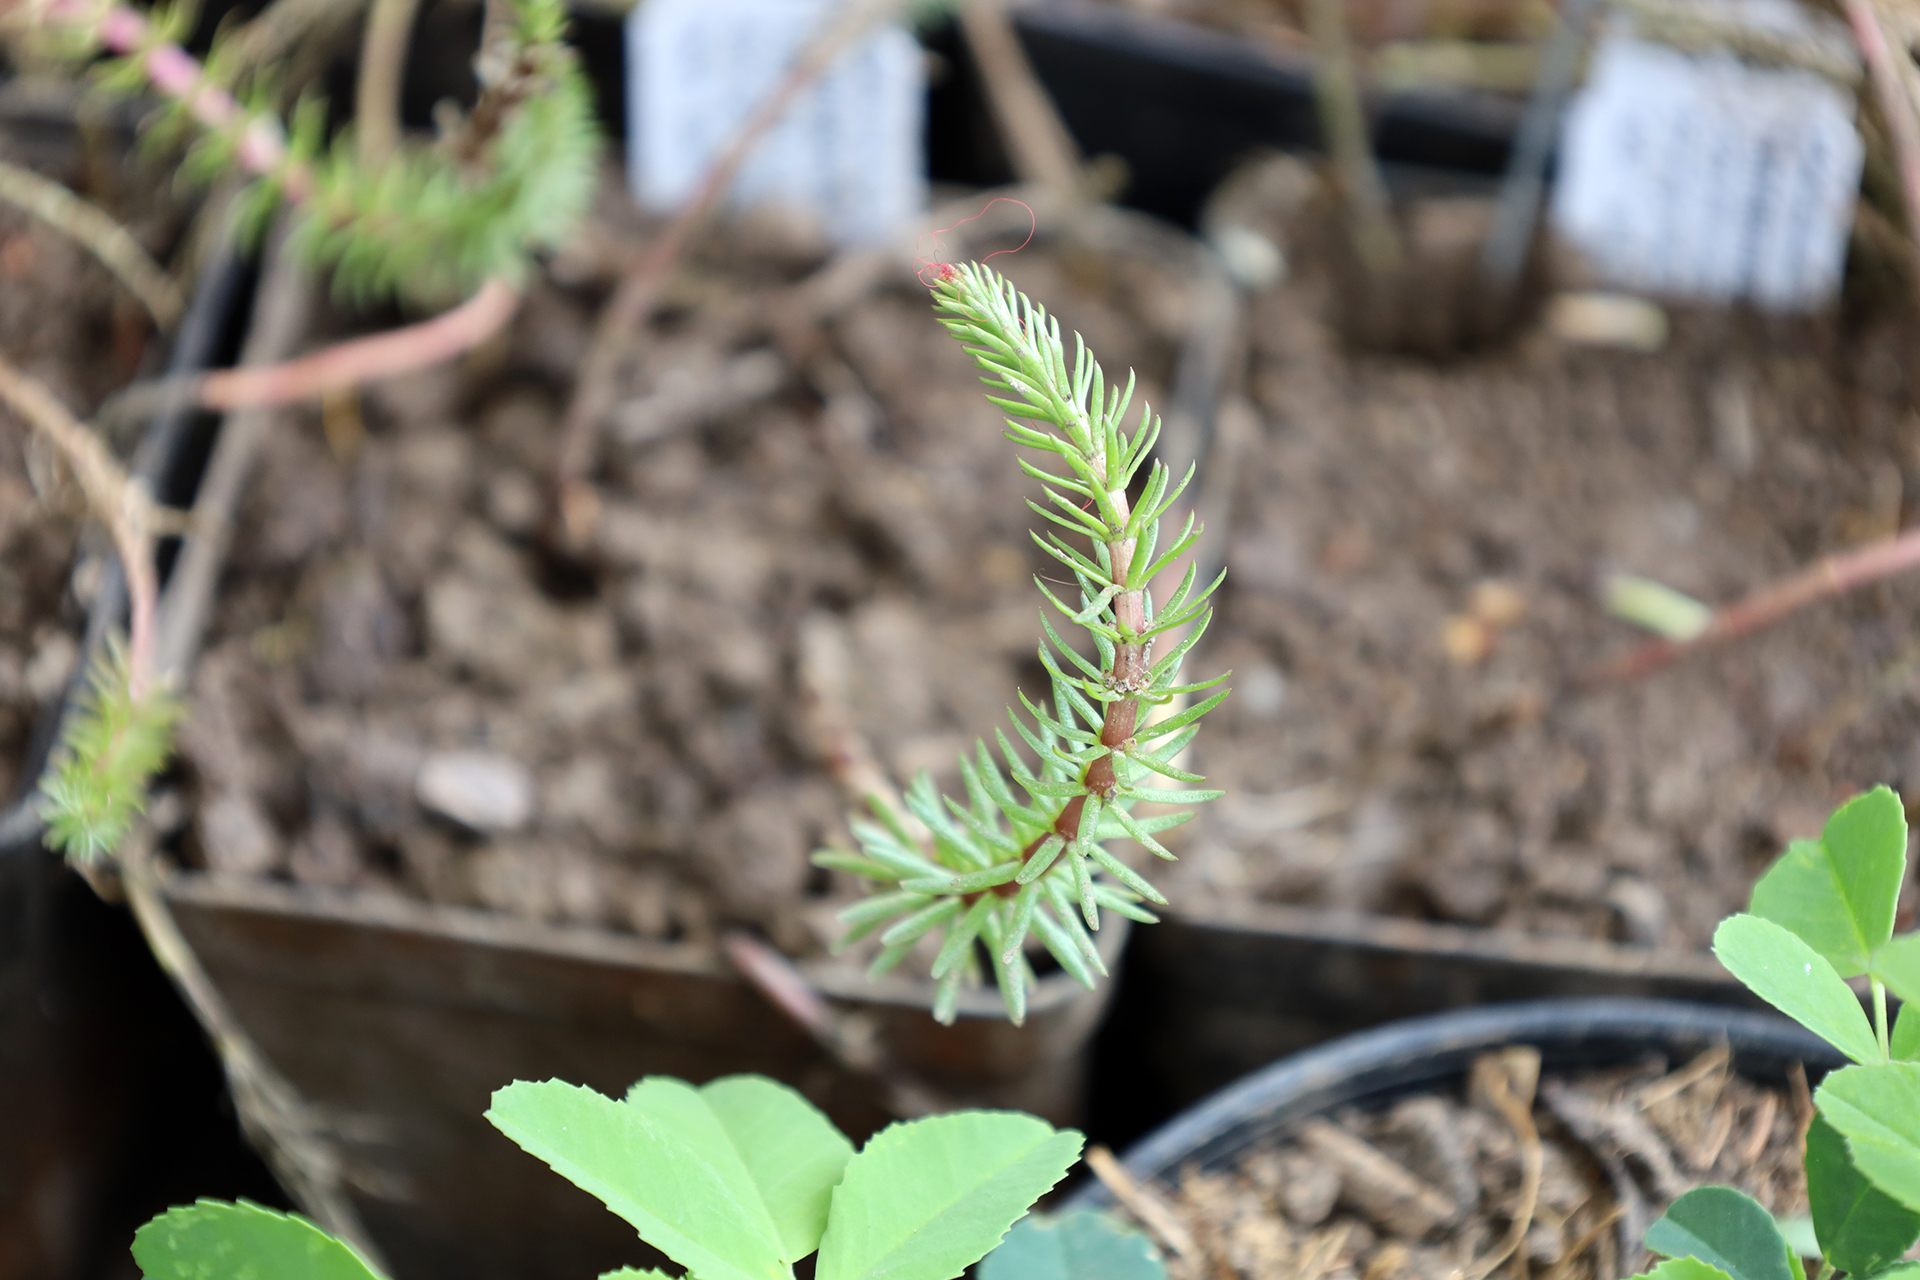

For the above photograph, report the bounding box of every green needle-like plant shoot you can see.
[92,0,598,306]
[39,645,182,865]
[814,262,1230,1025]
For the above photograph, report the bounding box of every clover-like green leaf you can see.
[815,1111,1084,1280]
[1817,1063,1920,1215]
[1751,787,1907,977]
[132,1201,382,1280]
[1645,1188,1797,1280]
[1807,1110,1920,1274]
[487,1079,789,1280]
[1772,1215,1821,1260]
[1629,1258,1737,1280]
[978,1211,1166,1280]
[1874,935,1920,1010]
[1893,999,1920,1061]
[1713,915,1882,1064]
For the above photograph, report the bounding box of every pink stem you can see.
[195,278,521,409]
[46,1,305,196]
[1593,525,1920,682]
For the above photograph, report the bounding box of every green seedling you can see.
[130,1072,1161,1280]
[12,0,599,865]
[1634,786,1920,1280]
[814,262,1230,1025]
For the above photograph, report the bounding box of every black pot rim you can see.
[1070,996,1842,1208]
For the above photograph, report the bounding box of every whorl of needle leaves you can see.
[40,646,182,865]
[814,263,1229,1025]
[98,0,598,306]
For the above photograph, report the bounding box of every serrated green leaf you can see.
[979,1210,1166,1280]
[1817,1063,1920,1214]
[132,1201,381,1280]
[1713,915,1882,1063]
[815,1112,1083,1280]
[1807,1109,1920,1274]
[696,1075,856,1261]
[601,1271,674,1280]
[485,1079,788,1280]
[1751,787,1907,977]
[1645,1187,1796,1280]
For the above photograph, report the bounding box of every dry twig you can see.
[0,353,160,693]
[1086,1146,1198,1260]
[552,0,911,545]
[1593,525,1920,682]
[1844,0,1920,312]
[958,0,1082,194]
[1307,0,1403,273]
[1464,1048,1544,1280]
[720,930,947,1119]
[0,158,183,327]
[354,0,423,168]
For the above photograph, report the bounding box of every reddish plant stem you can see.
[552,0,904,545]
[196,278,521,409]
[1592,525,1920,682]
[44,0,309,197]
[38,1,512,410]
[1009,480,1146,880]
[1845,0,1920,311]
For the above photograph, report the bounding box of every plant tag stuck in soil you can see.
[1550,0,1861,310]
[625,0,927,245]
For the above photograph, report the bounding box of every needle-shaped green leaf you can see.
[133,1201,383,1280]
[815,1112,1083,1280]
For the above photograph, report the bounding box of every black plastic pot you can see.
[1073,997,1841,1210]
[0,222,262,1280]
[998,0,1521,227]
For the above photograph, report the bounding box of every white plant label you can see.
[626,0,927,246]
[1552,2,1862,310]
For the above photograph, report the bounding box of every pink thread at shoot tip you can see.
[916,197,1037,289]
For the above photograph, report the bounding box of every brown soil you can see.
[176,177,1920,962]
[1169,259,1920,953]
[0,125,177,808]
[1154,1048,1808,1280]
[175,202,1198,951]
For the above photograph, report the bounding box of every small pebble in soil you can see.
[415,750,535,832]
